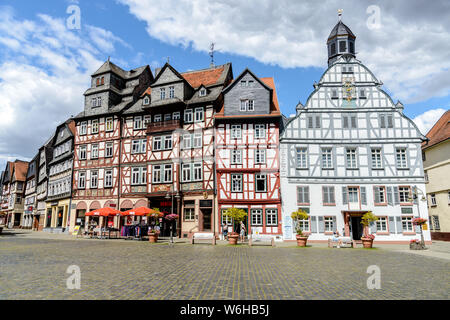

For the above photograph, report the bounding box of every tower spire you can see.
[209,42,215,68]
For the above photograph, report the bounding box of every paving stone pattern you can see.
[0,237,449,300]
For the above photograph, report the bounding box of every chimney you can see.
[155,67,161,77]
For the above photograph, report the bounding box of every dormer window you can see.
[330,42,336,55]
[339,40,347,53]
[199,88,207,97]
[96,78,100,86]
[143,96,150,105]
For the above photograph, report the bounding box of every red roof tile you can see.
[182,66,225,88]
[14,161,29,182]
[422,110,450,149]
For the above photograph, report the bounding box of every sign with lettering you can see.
[72,226,81,236]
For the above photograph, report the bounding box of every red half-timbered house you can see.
[215,69,283,240]
[122,62,233,237]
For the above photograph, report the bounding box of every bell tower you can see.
[327,10,356,66]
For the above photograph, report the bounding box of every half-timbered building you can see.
[124,63,233,237]
[36,137,53,231]
[23,155,38,229]
[69,60,153,232]
[280,19,431,244]
[216,69,283,240]
[45,120,76,233]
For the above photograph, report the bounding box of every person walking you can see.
[222,223,228,241]
[239,221,246,243]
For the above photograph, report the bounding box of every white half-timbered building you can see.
[280,19,431,244]
[216,69,283,240]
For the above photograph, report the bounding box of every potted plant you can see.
[360,211,378,248]
[147,208,163,243]
[291,209,309,247]
[411,217,427,250]
[222,208,247,245]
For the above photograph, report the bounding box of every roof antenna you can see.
[338,9,343,21]
[209,42,215,68]
[167,56,170,64]
[107,56,110,62]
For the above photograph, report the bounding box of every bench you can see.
[249,234,275,247]
[191,232,216,245]
[328,236,353,248]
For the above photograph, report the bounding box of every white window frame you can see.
[396,148,408,169]
[134,116,143,130]
[92,120,99,134]
[402,216,414,232]
[91,144,99,159]
[254,124,266,139]
[105,117,113,132]
[105,170,113,187]
[193,133,202,148]
[231,174,243,192]
[430,194,437,206]
[78,172,86,189]
[231,125,242,139]
[90,171,98,189]
[297,186,310,204]
[160,87,166,100]
[296,148,308,169]
[231,149,242,164]
[80,122,87,135]
[251,209,263,226]
[152,165,162,184]
[255,149,266,164]
[266,209,278,226]
[182,134,192,149]
[154,114,162,122]
[184,109,193,123]
[376,217,388,232]
[321,148,333,169]
[105,142,113,158]
[194,107,204,122]
[169,86,174,99]
[79,145,87,160]
[346,148,357,169]
[371,148,383,169]
[143,96,150,106]
[324,217,334,232]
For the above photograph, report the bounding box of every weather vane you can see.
[338,9,343,21]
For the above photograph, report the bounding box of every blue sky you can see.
[0,0,449,170]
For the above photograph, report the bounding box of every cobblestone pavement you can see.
[0,231,449,300]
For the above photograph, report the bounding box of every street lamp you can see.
[408,185,428,248]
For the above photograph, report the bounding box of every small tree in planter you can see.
[147,208,163,243]
[291,209,309,247]
[360,211,378,248]
[223,208,247,245]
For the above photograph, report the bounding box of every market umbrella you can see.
[85,207,121,217]
[122,207,157,216]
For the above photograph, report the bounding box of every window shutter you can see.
[342,187,348,204]
[311,216,317,233]
[305,187,310,204]
[387,187,393,205]
[315,116,321,128]
[351,116,357,128]
[330,187,335,204]
[370,221,377,233]
[332,216,337,232]
[380,114,385,128]
[361,187,367,205]
[308,117,313,128]
[389,216,396,234]
[297,187,301,203]
[343,116,348,128]
[393,187,400,205]
[374,187,380,204]
[396,216,403,234]
[318,216,325,233]
[322,187,328,204]
[387,114,393,128]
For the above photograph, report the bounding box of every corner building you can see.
[280,19,431,244]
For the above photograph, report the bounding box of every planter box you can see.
[228,234,239,245]
[361,238,374,248]
[148,233,158,243]
[296,235,308,247]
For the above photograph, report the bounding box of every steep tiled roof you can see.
[13,160,29,182]
[328,20,356,40]
[422,110,450,150]
[182,65,226,88]
[261,77,281,113]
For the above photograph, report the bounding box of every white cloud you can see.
[119,0,450,104]
[412,108,447,135]
[0,8,130,164]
